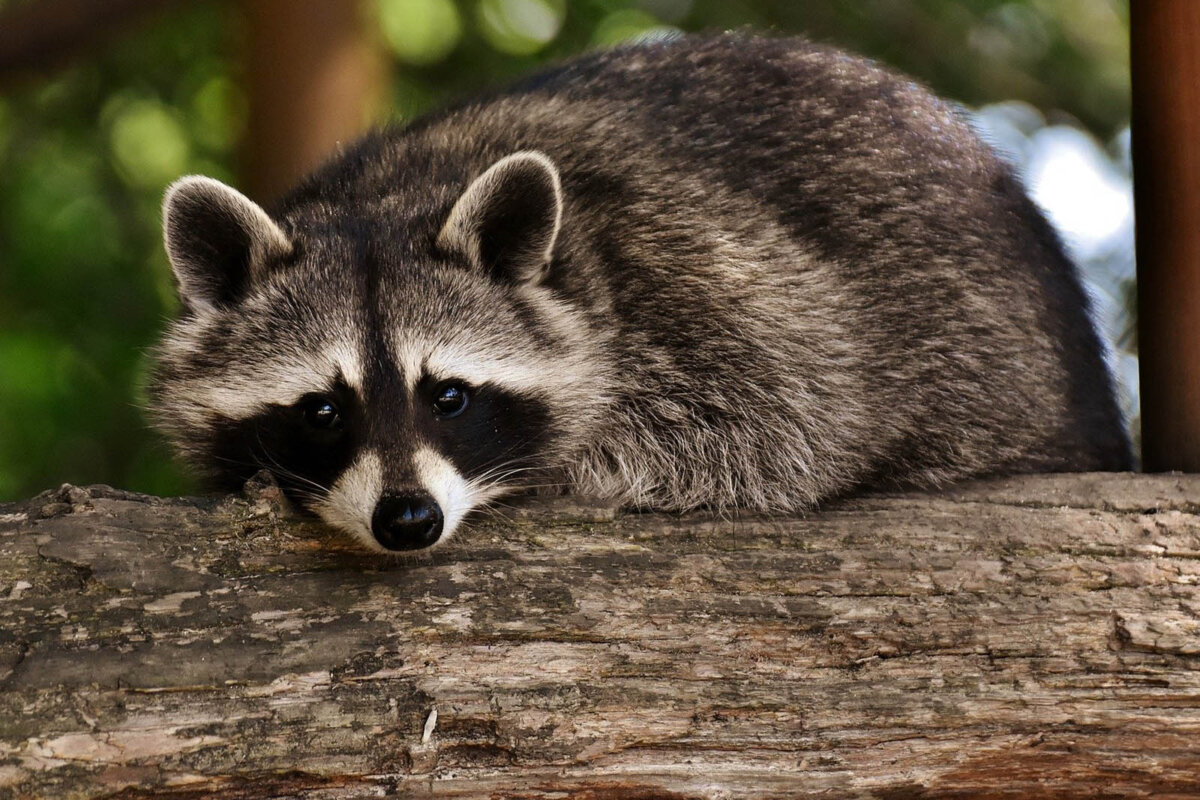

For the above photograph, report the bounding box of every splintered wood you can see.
[1,474,1198,799]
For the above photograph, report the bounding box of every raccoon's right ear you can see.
[162,176,292,312]
[437,151,563,285]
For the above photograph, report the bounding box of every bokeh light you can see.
[105,95,191,188]
[377,0,463,66]
[477,0,565,55]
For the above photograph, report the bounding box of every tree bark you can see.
[1,473,1198,799]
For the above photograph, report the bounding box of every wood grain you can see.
[1,473,1198,798]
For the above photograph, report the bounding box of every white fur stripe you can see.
[315,451,382,553]
[167,340,366,425]
[412,446,473,543]
[392,337,588,397]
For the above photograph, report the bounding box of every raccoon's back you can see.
[285,34,1132,503]
[498,35,1130,475]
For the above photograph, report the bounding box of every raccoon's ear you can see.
[162,176,292,312]
[437,151,563,285]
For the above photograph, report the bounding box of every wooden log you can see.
[1,473,1199,798]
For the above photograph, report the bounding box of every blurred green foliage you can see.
[0,0,1129,500]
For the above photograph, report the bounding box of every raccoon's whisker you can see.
[467,446,549,481]
[204,451,299,490]
[472,461,564,489]
[207,452,263,472]
[249,435,331,497]
[465,461,540,489]
[269,466,331,498]
[466,440,541,479]
[284,490,326,509]
[472,472,553,498]
[205,450,329,509]
[469,464,539,487]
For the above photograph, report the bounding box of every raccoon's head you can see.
[149,152,609,553]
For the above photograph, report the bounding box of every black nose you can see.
[371,492,444,551]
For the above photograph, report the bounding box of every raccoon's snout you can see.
[372,491,444,551]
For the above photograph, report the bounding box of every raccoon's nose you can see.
[371,492,444,551]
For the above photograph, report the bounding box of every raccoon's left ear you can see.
[437,151,563,285]
[162,176,292,313]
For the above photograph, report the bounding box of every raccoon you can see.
[149,34,1131,553]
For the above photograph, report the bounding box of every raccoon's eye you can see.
[432,382,469,418]
[301,395,343,431]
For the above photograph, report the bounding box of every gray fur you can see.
[150,34,1130,549]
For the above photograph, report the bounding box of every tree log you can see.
[1,473,1199,799]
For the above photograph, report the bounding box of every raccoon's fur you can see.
[150,34,1131,553]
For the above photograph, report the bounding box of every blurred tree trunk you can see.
[1133,1,1200,472]
[241,0,386,203]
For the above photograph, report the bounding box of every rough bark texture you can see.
[1,473,1199,799]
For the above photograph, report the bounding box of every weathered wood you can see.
[1,473,1198,799]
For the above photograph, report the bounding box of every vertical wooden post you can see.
[1133,2,1200,472]
[241,0,385,204]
